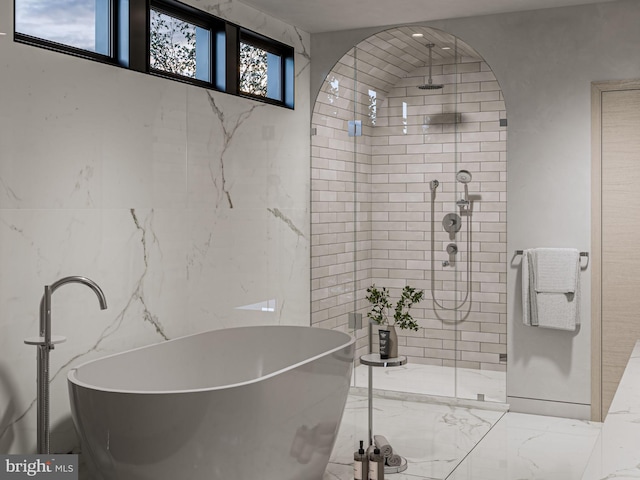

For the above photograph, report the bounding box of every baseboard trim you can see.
[507,396,591,420]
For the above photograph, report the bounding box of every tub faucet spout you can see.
[28,276,108,454]
[40,276,108,349]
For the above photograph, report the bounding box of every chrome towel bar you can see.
[515,250,589,257]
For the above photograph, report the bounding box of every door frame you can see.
[591,79,640,421]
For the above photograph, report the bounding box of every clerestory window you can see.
[240,30,294,108]
[13,0,294,109]
[15,0,112,58]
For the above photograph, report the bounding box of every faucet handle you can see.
[24,335,67,346]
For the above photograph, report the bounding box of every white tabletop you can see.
[360,353,407,367]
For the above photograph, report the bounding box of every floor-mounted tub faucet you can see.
[24,276,107,454]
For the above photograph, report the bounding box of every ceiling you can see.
[342,26,482,95]
[238,0,619,34]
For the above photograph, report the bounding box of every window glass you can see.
[239,42,269,97]
[266,51,282,101]
[239,38,290,105]
[15,0,110,55]
[150,8,210,81]
[368,89,377,126]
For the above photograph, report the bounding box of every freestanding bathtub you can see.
[67,325,354,480]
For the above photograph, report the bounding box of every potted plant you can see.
[365,284,425,359]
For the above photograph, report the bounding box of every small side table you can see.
[359,322,409,474]
[360,353,407,367]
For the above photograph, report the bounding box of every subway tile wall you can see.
[311,47,507,372]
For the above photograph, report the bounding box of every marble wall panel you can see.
[0,0,310,454]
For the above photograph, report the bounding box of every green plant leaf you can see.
[366,284,424,330]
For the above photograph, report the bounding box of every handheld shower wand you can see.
[456,170,472,208]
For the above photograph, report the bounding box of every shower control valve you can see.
[442,213,462,234]
[446,243,458,255]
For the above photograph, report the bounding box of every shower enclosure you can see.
[310,26,507,404]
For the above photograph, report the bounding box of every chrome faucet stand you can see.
[24,276,107,454]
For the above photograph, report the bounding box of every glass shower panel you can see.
[416,35,459,399]
[311,26,507,405]
[349,44,370,453]
[310,46,364,380]
[351,44,374,392]
[351,31,459,400]
[310,44,370,456]
[449,35,507,403]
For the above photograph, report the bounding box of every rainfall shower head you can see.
[456,170,472,184]
[418,44,443,90]
[418,83,444,90]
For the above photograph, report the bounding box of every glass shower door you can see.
[311,26,507,405]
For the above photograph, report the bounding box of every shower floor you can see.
[353,363,506,403]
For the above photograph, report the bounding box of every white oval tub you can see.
[67,325,355,480]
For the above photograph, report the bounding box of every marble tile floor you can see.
[324,395,506,480]
[353,363,506,404]
[324,395,602,480]
[448,413,602,480]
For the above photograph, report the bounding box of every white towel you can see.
[522,249,541,326]
[386,454,402,467]
[531,248,579,293]
[522,249,533,326]
[374,435,393,458]
[522,248,581,330]
[535,289,580,330]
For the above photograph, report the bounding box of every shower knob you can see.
[442,213,462,234]
[447,243,458,255]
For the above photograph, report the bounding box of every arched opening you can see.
[310,26,507,403]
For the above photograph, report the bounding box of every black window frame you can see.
[14,0,120,65]
[12,0,295,110]
[147,0,224,89]
[238,28,294,109]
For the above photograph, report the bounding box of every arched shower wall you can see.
[310,26,507,401]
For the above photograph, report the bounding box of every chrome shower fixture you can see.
[418,44,444,90]
[442,213,462,234]
[430,179,439,191]
[456,170,472,183]
[456,169,472,207]
[429,170,474,311]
